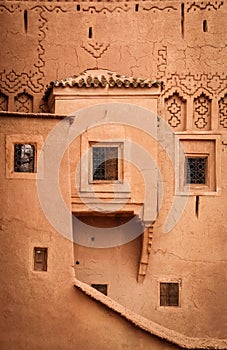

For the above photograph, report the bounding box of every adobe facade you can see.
[0,0,227,349]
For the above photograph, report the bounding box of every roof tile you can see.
[45,68,161,98]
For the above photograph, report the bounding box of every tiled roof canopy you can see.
[45,69,162,97]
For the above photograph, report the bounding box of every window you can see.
[160,282,179,307]
[177,136,220,195]
[14,144,35,173]
[79,138,127,195]
[91,284,108,296]
[185,156,207,184]
[92,145,119,181]
[34,247,48,271]
[5,134,43,179]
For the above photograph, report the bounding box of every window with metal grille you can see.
[160,282,179,307]
[91,284,108,295]
[186,156,207,184]
[92,147,118,181]
[34,247,48,271]
[14,144,35,173]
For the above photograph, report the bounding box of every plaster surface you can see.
[0,0,227,348]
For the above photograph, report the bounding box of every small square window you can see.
[92,146,118,181]
[160,282,179,307]
[91,284,108,295]
[177,137,219,195]
[34,247,48,271]
[5,135,43,179]
[185,156,207,184]
[14,143,35,173]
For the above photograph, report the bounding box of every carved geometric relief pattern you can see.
[187,0,224,12]
[165,93,186,131]
[219,95,227,128]
[157,46,167,79]
[0,4,44,95]
[82,3,177,13]
[164,73,226,98]
[143,4,177,11]
[14,92,33,113]
[0,70,44,95]
[0,91,8,111]
[81,41,110,59]
[82,4,129,14]
[0,4,68,97]
[193,93,211,130]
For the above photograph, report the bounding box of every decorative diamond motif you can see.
[193,93,211,130]
[195,117,207,129]
[167,101,181,115]
[15,92,33,113]
[168,115,181,127]
[220,118,227,128]
[165,93,186,130]
[195,104,208,115]
[219,95,227,128]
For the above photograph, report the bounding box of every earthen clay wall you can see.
[0,0,227,349]
[0,0,226,115]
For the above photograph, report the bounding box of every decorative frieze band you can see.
[161,74,227,130]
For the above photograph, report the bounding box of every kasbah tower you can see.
[0,0,227,348]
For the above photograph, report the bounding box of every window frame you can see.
[5,134,43,179]
[159,282,180,307]
[175,135,220,196]
[14,143,35,173]
[79,136,130,197]
[158,279,182,309]
[33,247,48,272]
[185,153,209,187]
[89,142,123,184]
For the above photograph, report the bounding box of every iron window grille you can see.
[185,156,207,184]
[160,282,179,307]
[92,146,118,181]
[14,143,35,173]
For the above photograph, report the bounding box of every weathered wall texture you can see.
[0,0,226,117]
[71,103,227,339]
[0,0,227,349]
[0,114,185,350]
